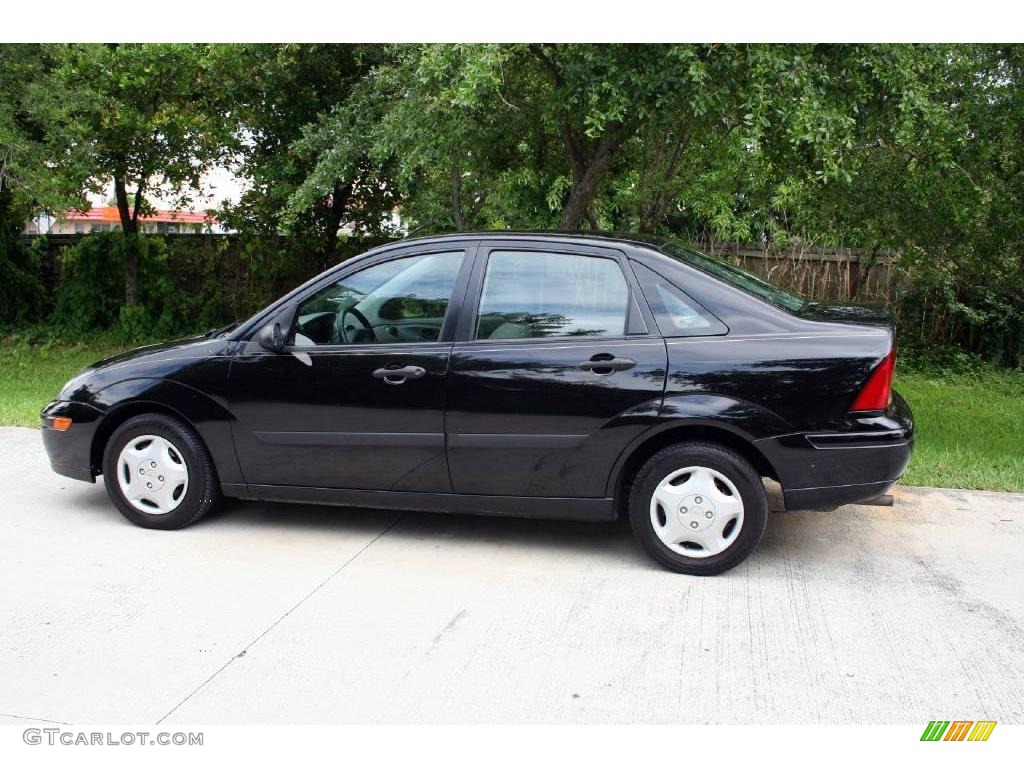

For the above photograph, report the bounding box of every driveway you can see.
[0,426,1021,725]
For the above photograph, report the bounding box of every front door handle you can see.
[578,355,637,374]
[372,365,426,384]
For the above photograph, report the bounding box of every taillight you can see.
[850,348,896,412]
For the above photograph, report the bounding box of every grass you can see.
[0,338,128,428]
[895,371,1024,492]
[1,335,1021,493]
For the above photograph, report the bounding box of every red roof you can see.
[64,206,215,225]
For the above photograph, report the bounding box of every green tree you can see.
[1,45,86,228]
[218,43,399,259]
[0,44,88,323]
[289,43,1024,363]
[37,44,230,306]
[292,44,953,235]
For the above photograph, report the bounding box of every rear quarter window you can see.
[631,261,727,337]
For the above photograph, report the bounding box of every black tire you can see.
[628,441,767,575]
[102,413,220,530]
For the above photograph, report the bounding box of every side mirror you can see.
[257,320,287,353]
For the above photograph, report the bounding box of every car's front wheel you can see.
[629,441,767,575]
[102,414,220,530]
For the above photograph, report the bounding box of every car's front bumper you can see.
[755,390,915,511]
[40,400,104,483]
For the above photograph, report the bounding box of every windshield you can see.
[660,242,807,313]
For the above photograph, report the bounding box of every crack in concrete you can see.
[154,512,406,725]
[0,711,71,725]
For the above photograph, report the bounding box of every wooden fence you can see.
[697,241,897,303]
[23,233,900,306]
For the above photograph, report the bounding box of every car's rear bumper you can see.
[756,390,915,511]
[40,400,103,483]
[782,478,900,510]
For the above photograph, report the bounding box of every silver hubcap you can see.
[649,465,744,558]
[116,435,189,515]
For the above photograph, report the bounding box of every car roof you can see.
[367,230,671,255]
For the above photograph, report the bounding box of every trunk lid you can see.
[797,299,895,329]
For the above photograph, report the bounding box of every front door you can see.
[445,244,668,499]
[229,247,472,492]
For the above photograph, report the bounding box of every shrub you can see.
[895,245,1024,369]
[52,232,187,341]
[0,231,46,327]
[44,231,386,342]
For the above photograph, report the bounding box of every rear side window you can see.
[632,261,726,337]
[475,251,629,340]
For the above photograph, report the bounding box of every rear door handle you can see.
[578,355,637,374]
[372,365,426,384]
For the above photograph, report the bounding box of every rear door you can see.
[445,241,668,499]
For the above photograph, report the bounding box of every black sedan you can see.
[41,232,914,575]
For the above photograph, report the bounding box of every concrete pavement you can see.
[0,426,1021,724]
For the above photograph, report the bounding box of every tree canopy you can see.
[1,43,1022,362]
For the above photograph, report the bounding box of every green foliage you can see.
[27,44,235,306]
[52,232,124,330]
[288,43,1024,365]
[34,44,232,216]
[0,44,88,220]
[52,232,184,340]
[292,45,970,235]
[896,245,1024,367]
[1,44,86,323]
[0,232,45,327]
[897,340,993,377]
[41,231,384,341]
[2,43,1023,364]
[216,44,399,252]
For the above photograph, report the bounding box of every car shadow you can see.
[218,494,647,564]
[67,478,820,573]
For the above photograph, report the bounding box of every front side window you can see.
[293,250,464,346]
[475,251,629,340]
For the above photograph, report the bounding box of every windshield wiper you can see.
[209,321,239,338]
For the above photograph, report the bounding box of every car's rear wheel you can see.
[102,414,220,530]
[629,441,767,575]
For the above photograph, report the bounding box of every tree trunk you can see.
[559,152,612,230]
[0,178,17,275]
[559,122,625,230]
[527,46,628,231]
[114,175,141,306]
[450,166,468,231]
[323,181,352,265]
[0,176,14,239]
[637,131,691,234]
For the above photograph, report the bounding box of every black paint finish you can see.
[229,340,453,492]
[446,336,667,497]
[41,231,914,520]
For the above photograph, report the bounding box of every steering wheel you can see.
[336,305,374,344]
